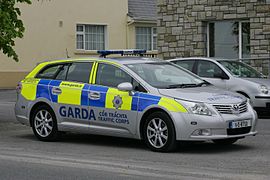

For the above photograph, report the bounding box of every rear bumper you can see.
[15,115,30,126]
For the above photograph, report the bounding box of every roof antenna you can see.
[66,48,70,58]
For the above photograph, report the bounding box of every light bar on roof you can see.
[97,49,147,57]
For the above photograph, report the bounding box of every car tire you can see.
[31,104,60,141]
[212,138,238,145]
[143,111,176,152]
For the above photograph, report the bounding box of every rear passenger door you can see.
[49,62,93,129]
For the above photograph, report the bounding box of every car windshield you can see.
[218,60,264,78]
[126,62,208,89]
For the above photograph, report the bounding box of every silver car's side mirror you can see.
[117,82,134,96]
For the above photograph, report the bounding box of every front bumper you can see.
[171,106,258,141]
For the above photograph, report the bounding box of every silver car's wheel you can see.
[34,110,53,137]
[143,111,176,152]
[31,105,59,141]
[147,118,168,148]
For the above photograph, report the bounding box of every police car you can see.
[15,50,258,152]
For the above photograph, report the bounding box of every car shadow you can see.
[60,133,146,150]
[18,133,255,153]
[18,133,147,150]
[175,141,254,154]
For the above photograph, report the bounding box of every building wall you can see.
[0,0,128,88]
[157,0,270,62]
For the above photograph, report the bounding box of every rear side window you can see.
[174,60,195,72]
[36,64,61,79]
[55,65,69,80]
[36,62,93,83]
[66,62,93,83]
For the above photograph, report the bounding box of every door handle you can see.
[88,91,101,100]
[52,87,62,95]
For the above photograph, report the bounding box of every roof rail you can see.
[97,49,147,58]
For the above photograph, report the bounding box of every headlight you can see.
[175,99,213,116]
[260,85,268,94]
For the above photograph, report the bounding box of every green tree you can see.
[0,0,31,62]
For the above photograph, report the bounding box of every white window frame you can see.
[152,27,157,51]
[136,27,157,51]
[207,21,249,59]
[76,24,108,51]
[76,25,85,50]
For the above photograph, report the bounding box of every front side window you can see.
[126,63,205,89]
[196,61,224,78]
[218,61,263,78]
[76,24,106,50]
[208,21,250,59]
[96,64,132,88]
[136,27,157,51]
[95,63,146,92]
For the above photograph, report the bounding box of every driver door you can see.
[195,60,229,89]
[88,62,139,137]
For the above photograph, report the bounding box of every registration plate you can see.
[229,120,251,129]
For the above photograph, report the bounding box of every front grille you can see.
[227,127,251,135]
[213,101,248,114]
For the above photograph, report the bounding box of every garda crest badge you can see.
[113,95,123,109]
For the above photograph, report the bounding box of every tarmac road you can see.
[0,90,269,180]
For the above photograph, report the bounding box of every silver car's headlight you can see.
[260,85,268,94]
[175,99,213,116]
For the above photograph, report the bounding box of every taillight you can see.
[16,82,22,93]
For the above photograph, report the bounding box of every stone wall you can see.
[157,0,270,61]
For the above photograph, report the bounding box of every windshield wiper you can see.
[196,81,211,87]
[166,81,211,89]
[166,84,198,89]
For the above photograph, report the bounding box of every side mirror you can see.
[117,82,133,92]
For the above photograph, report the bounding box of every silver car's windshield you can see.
[126,62,208,89]
[218,61,264,78]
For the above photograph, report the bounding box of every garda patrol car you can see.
[15,50,258,152]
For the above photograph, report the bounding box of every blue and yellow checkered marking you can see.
[131,92,139,111]
[23,78,187,113]
[81,84,91,106]
[137,93,161,112]
[89,85,108,107]
[36,79,51,100]
[49,80,62,103]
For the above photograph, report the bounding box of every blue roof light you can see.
[97,49,147,57]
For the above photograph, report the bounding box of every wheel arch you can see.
[139,107,174,140]
[29,101,54,127]
[236,91,250,99]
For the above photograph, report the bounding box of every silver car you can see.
[170,57,270,115]
[15,50,257,152]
